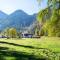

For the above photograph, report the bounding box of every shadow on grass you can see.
[0,41,49,50]
[0,47,46,60]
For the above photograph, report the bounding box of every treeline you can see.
[0,28,21,39]
[37,0,60,37]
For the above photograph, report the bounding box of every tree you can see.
[17,32,22,38]
[37,0,60,37]
[9,28,17,38]
[44,10,60,36]
[4,28,17,38]
[3,28,10,39]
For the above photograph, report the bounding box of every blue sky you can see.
[0,0,47,15]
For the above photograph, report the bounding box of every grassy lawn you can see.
[0,37,60,60]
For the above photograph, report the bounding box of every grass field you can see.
[0,37,60,60]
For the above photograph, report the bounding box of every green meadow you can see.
[0,37,60,60]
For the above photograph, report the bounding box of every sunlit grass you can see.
[0,37,60,60]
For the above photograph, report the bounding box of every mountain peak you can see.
[9,10,29,18]
[14,10,25,12]
[11,10,28,15]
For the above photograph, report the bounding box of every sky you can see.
[0,0,47,15]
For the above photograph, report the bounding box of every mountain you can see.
[0,11,7,19]
[0,11,8,30]
[0,10,36,31]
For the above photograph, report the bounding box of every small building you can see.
[22,33,33,38]
[22,31,33,38]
